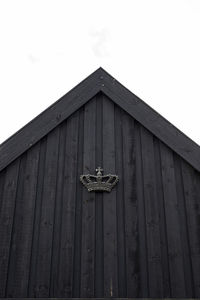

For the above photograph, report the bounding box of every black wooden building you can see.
[0,68,200,299]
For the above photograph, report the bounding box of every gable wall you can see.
[0,93,200,298]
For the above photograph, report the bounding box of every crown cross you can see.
[96,167,103,176]
[80,167,119,192]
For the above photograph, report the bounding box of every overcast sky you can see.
[0,0,200,145]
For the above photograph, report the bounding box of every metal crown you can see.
[80,167,119,192]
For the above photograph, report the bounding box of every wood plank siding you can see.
[0,92,200,298]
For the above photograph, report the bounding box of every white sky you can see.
[0,0,200,145]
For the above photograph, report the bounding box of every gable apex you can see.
[0,67,200,172]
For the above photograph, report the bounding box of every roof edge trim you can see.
[0,67,200,173]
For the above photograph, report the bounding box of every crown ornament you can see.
[80,167,119,192]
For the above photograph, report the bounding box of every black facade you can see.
[0,68,200,298]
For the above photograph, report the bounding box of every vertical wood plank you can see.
[160,142,186,297]
[173,154,194,297]
[122,114,139,297]
[5,153,27,297]
[102,95,118,297]
[134,122,149,297]
[6,144,40,297]
[58,112,79,297]
[153,138,171,297]
[193,170,200,298]
[0,159,20,297]
[181,160,200,297]
[35,127,60,297]
[140,127,163,297]
[80,98,96,297]
[94,93,104,297]
[72,108,84,297]
[49,122,67,296]
[1,97,200,299]
[115,106,126,297]
[28,137,47,296]
[0,169,6,213]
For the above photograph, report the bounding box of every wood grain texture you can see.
[94,94,104,297]
[6,153,28,296]
[140,127,163,297]
[160,142,186,297]
[72,108,84,297]
[0,159,20,297]
[173,154,194,297]
[6,144,40,297]
[102,95,118,297]
[0,70,101,172]
[100,69,200,172]
[153,138,171,297]
[181,161,200,297]
[0,94,200,298]
[80,98,96,297]
[115,106,126,297]
[1,68,200,174]
[34,127,60,297]
[58,112,79,297]
[135,123,149,297]
[49,122,67,296]
[122,114,139,297]
[28,137,47,297]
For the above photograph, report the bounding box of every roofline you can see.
[0,67,200,172]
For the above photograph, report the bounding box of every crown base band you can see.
[87,185,112,192]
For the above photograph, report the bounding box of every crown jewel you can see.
[80,167,119,192]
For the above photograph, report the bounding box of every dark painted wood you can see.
[153,138,171,297]
[181,161,200,297]
[58,112,79,297]
[114,106,126,297]
[0,159,20,297]
[1,68,200,173]
[6,144,40,297]
[0,94,200,298]
[173,154,194,297]
[135,123,149,297]
[140,127,163,297]
[80,98,96,297]
[94,94,104,297]
[34,127,60,297]
[1,298,199,300]
[160,142,186,297]
[0,169,6,213]
[28,137,47,297]
[6,152,28,296]
[72,108,84,297]
[102,96,118,297]
[0,70,100,172]
[49,122,67,296]
[100,69,200,172]
[122,113,139,297]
